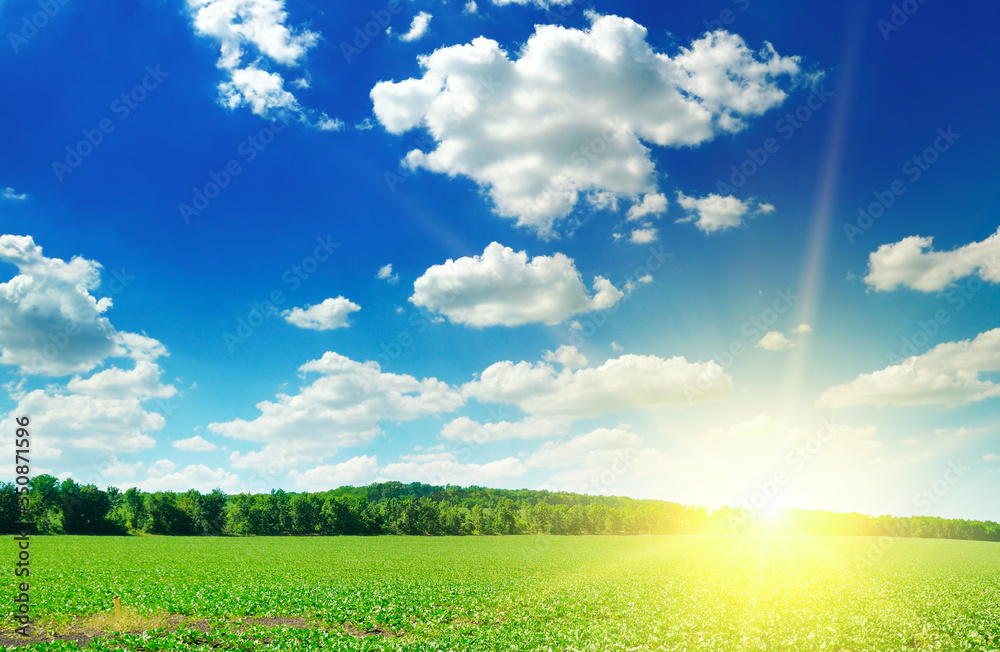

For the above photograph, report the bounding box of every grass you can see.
[1,534,998,650]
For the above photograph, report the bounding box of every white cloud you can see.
[756,331,792,351]
[282,297,360,331]
[316,115,345,131]
[463,1,478,14]
[792,323,813,334]
[11,389,163,454]
[0,236,178,480]
[218,65,301,118]
[526,428,642,468]
[610,341,623,351]
[67,359,176,400]
[864,228,1000,292]
[0,235,120,376]
[399,11,431,42]
[288,455,380,490]
[629,228,657,244]
[186,0,338,127]
[0,239,175,407]
[440,415,570,442]
[173,435,218,451]
[676,192,772,233]
[410,242,624,327]
[291,452,526,490]
[541,344,587,369]
[148,459,180,477]
[464,351,732,418]
[817,328,1000,408]
[2,188,26,201]
[377,263,400,284]
[209,351,463,470]
[983,453,1000,462]
[139,463,244,493]
[371,14,805,235]
[626,193,667,221]
[382,452,525,485]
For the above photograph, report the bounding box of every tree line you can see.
[1,476,998,541]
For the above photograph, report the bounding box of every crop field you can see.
[1,535,998,651]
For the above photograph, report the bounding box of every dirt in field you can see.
[0,614,401,648]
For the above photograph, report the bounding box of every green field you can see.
[2,535,998,650]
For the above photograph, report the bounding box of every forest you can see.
[2,476,998,541]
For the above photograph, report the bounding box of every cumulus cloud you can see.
[817,328,1000,408]
[282,297,360,331]
[186,0,339,127]
[0,236,176,404]
[377,264,400,284]
[399,11,431,42]
[464,350,732,418]
[0,236,177,481]
[173,435,218,451]
[629,228,657,244]
[626,193,668,221]
[792,323,813,333]
[864,228,1000,292]
[138,463,244,493]
[756,331,792,351]
[289,452,525,491]
[383,452,525,485]
[675,192,772,233]
[440,415,571,442]
[10,390,163,454]
[288,455,380,490]
[67,357,176,400]
[0,235,119,376]
[541,344,588,369]
[525,427,642,468]
[410,242,623,327]
[209,351,464,471]
[3,188,26,201]
[371,14,805,235]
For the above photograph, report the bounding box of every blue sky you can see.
[2,0,999,520]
